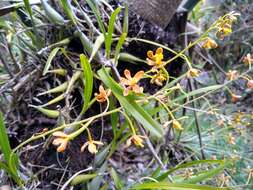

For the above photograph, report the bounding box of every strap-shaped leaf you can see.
[157,159,229,183]
[131,182,230,190]
[98,67,164,138]
[0,112,21,184]
[105,7,121,57]
[60,0,77,24]
[0,112,12,165]
[80,54,93,113]
[43,47,61,76]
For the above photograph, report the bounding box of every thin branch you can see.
[187,78,205,159]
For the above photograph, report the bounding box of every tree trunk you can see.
[127,0,183,28]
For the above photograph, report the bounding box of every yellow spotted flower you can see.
[216,11,240,40]
[172,119,183,131]
[81,128,103,154]
[95,85,111,103]
[202,38,218,49]
[120,69,144,96]
[226,70,238,81]
[80,140,104,154]
[216,24,232,40]
[243,53,252,66]
[52,131,69,152]
[126,134,146,148]
[187,68,201,78]
[146,47,164,68]
[150,70,167,86]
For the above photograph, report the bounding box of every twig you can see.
[187,78,205,159]
[60,167,93,190]
[139,126,165,169]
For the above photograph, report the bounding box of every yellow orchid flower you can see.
[120,69,144,96]
[226,70,238,81]
[81,140,104,154]
[146,47,164,68]
[243,53,252,66]
[126,134,146,148]
[95,85,111,102]
[81,128,103,154]
[150,70,167,86]
[202,38,218,49]
[52,131,69,152]
[187,68,201,78]
[172,119,183,131]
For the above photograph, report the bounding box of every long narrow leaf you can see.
[43,47,61,76]
[114,33,127,65]
[86,0,106,35]
[0,112,12,164]
[60,0,77,24]
[80,54,93,112]
[105,7,121,57]
[0,112,21,184]
[157,160,228,181]
[131,182,230,190]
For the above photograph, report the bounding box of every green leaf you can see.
[43,47,61,76]
[0,112,21,185]
[98,67,164,138]
[111,168,123,190]
[122,3,129,34]
[89,33,104,62]
[60,0,77,24]
[80,54,93,113]
[131,182,230,190]
[74,31,102,62]
[23,0,33,21]
[118,53,146,64]
[88,161,107,190]
[0,112,12,165]
[30,105,60,118]
[86,0,106,35]
[157,160,229,182]
[71,174,97,186]
[23,0,44,48]
[114,33,127,65]
[172,85,223,103]
[41,0,65,24]
[94,145,110,167]
[105,7,121,57]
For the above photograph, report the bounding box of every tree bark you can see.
[127,0,183,28]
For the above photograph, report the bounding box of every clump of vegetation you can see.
[0,0,253,189]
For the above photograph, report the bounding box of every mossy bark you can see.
[127,0,183,28]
